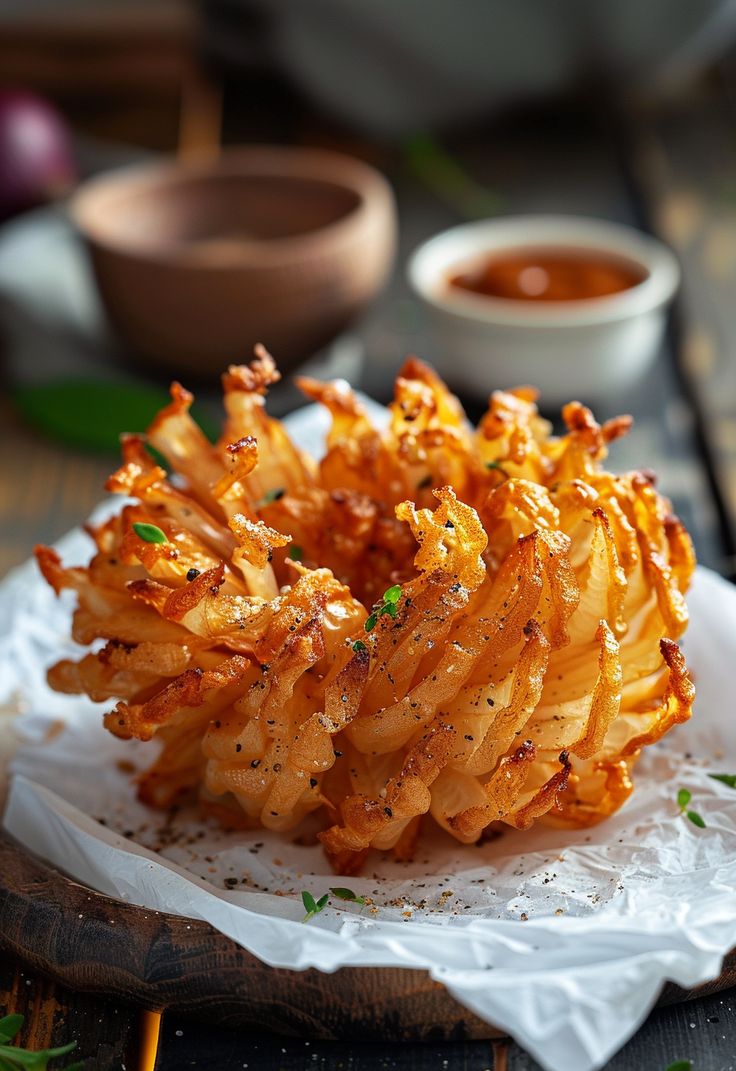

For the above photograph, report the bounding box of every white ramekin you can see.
[407,215,680,408]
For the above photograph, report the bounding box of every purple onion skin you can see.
[0,90,77,222]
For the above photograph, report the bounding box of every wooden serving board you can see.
[1,830,734,1041]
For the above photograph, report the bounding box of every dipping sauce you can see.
[448,247,647,303]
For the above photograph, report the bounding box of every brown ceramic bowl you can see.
[70,147,397,375]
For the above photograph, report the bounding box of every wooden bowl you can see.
[70,147,397,376]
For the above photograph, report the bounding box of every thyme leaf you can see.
[132,522,167,544]
[709,772,736,789]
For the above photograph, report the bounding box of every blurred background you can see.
[2,0,736,577]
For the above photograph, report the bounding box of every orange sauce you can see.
[448,247,647,303]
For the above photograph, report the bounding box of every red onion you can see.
[0,90,77,221]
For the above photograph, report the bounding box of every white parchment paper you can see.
[2,404,736,1071]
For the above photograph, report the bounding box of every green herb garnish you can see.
[677,789,706,828]
[403,133,503,220]
[665,1061,693,1071]
[0,1016,24,1044]
[0,1013,81,1069]
[12,379,218,455]
[258,488,285,507]
[352,639,367,653]
[300,887,366,922]
[329,887,366,905]
[288,545,303,561]
[132,522,167,545]
[486,460,510,477]
[709,773,736,789]
[364,585,403,633]
[301,890,329,923]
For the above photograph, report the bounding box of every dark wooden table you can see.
[1,90,736,1070]
[2,955,734,1071]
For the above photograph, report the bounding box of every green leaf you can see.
[364,614,377,633]
[383,585,402,604]
[0,1017,23,1044]
[258,488,285,507]
[677,788,691,811]
[403,133,503,220]
[35,1042,79,1063]
[0,1039,77,1069]
[485,460,510,477]
[12,379,219,455]
[132,522,167,545]
[288,545,303,561]
[12,380,169,455]
[709,773,736,789]
[686,811,706,829]
[301,889,330,923]
[665,1061,693,1071]
[330,887,366,905]
[352,640,367,653]
[329,887,357,900]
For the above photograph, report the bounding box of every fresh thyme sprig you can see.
[677,788,705,828]
[132,522,167,544]
[301,890,329,923]
[300,887,366,923]
[709,772,736,789]
[257,487,285,507]
[665,1060,693,1071]
[0,1013,81,1070]
[329,887,366,905]
[364,584,402,632]
[485,460,510,478]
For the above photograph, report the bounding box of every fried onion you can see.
[36,351,695,871]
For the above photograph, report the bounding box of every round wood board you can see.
[1,830,734,1042]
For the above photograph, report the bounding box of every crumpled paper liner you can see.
[3,404,736,1071]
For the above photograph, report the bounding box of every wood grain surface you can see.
[0,830,498,1041]
[0,956,140,1071]
[1,830,734,1043]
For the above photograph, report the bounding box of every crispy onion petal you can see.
[36,351,696,871]
[319,721,455,865]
